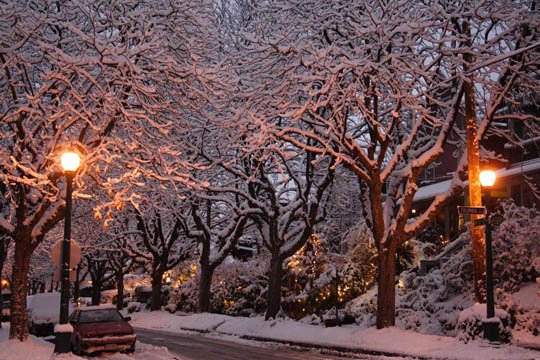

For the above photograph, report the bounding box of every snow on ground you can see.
[0,324,182,360]
[512,282,540,311]
[130,311,540,360]
[512,282,540,348]
[0,325,53,360]
[129,310,229,333]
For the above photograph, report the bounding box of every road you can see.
[135,327,388,360]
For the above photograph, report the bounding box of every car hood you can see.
[77,321,133,338]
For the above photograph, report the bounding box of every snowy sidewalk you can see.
[0,325,181,360]
[129,311,540,360]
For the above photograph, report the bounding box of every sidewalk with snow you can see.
[129,311,540,360]
[0,325,181,360]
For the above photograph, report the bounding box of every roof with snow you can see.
[414,158,540,202]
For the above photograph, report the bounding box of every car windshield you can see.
[79,309,123,323]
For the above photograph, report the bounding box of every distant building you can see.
[412,115,540,242]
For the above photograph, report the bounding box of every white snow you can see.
[457,303,508,324]
[54,323,73,333]
[130,311,229,333]
[129,311,540,359]
[0,324,182,360]
[27,293,62,325]
[512,282,540,311]
[414,159,540,202]
[0,326,54,360]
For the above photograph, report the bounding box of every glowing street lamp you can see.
[60,152,81,172]
[479,169,498,342]
[54,151,80,354]
[479,170,496,188]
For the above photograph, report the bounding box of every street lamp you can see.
[54,151,80,354]
[479,169,498,342]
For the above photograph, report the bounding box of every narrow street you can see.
[135,328,387,360]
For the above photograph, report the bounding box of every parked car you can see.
[69,305,136,355]
[27,292,74,337]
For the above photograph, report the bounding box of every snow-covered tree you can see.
[0,0,222,340]
[234,0,540,328]
[126,201,195,311]
[245,148,335,319]
[83,251,113,306]
[180,196,249,313]
[105,233,135,310]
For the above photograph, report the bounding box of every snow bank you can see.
[130,311,229,332]
[83,342,178,359]
[0,323,184,359]
[0,327,54,360]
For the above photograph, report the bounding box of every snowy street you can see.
[135,327,387,360]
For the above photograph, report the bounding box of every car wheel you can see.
[72,340,82,356]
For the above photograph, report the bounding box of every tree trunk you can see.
[376,247,397,329]
[462,19,486,304]
[198,264,214,313]
[9,239,32,340]
[116,269,124,311]
[0,259,3,329]
[31,281,38,295]
[150,272,163,311]
[265,253,283,320]
[91,281,101,306]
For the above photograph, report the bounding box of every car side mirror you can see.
[123,316,131,322]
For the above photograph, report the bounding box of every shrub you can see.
[456,303,512,343]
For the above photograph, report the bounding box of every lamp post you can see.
[479,170,498,342]
[54,151,80,354]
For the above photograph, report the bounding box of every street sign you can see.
[474,218,486,227]
[458,206,486,215]
[52,239,81,282]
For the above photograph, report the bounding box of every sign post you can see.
[52,239,81,282]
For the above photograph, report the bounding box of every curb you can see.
[234,333,434,359]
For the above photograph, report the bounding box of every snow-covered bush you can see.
[340,230,377,299]
[175,277,199,313]
[164,303,177,313]
[416,224,447,258]
[174,258,267,316]
[493,201,540,292]
[456,304,512,343]
[387,201,540,337]
[127,302,142,314]
[211,259,267,316]
[497,285,540,336]
[342,288,378,327]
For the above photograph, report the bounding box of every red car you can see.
[69,306,136,354]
